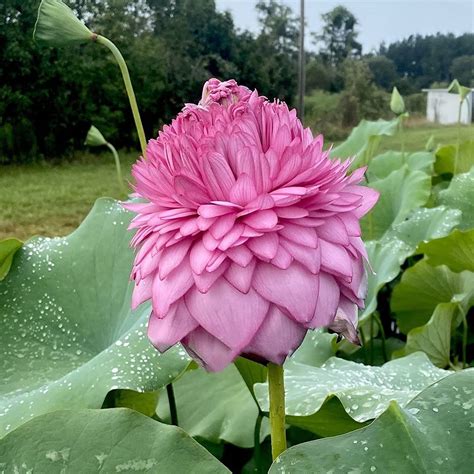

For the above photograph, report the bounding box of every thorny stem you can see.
[268,363,287,460]
[95,34,147,158]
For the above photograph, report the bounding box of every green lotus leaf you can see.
[270,370,474,473]
[361,206,459,322]
[393,302,459,368]
[255,353,449,437]
[0,408,229,473]
[419,228,474,273]
[34,0,93,46]
[438,167,474,230]
[435,141,474,175]
[0,198,190,436]
[157,364,270,448]
[361,166,431,241]
[331,118,400,168]
[0,238,22,281]
[367,150,435,181]
[392,260,474,334]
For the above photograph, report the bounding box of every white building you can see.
[423,88,474,125]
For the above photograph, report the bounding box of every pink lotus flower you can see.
[126,79,378,372]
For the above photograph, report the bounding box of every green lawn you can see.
[1,123,473,241]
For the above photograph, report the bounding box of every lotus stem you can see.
[95,35,147,158]
[455,100,462,174]
[460,307,468,370]
[253,411,264,473]
[166,383,178,426]
[268,362,287,460]
[105,142,126,194]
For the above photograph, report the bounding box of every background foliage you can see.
[1,0,473,162]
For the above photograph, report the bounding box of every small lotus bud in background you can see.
[425,135,436,152]
[390,87,405,115]
[84,125,108,148]
[84,125,126,195]
[448,79,471,102]
[34,0,147,157]
[34,0,93,46]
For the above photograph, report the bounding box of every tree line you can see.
[1,1,472,163]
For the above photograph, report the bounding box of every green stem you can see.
[359,326,368,364]
[373,312,388,362]
[106,142,126,194]
[460,308,468,370]
[166,383,178,426]
[369,313,374,365]
[399,116,405,158]
[267,363,287,460]
[253,411,264,473]
[455,100,462,174]
[95,35,147,158]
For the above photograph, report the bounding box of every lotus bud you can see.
[34,0,94,46]
[448,79,471,102]
[390,87,405,115]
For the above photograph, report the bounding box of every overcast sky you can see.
[216,0,474,53]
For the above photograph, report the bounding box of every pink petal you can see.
[309,272,340,328]
[347,185,379,218]
[243,209,278,231]
[193,260,230,293]
[279,223,318,248]
[131,276,153,310]
[226,245,254,267]
[210,214,236,240]
[247,233,279,260]
[218,223,245,250]
[185,279,269,350]
[229,173,258,206]
[152,258,194,317]
[243,305,307,364]
[280,238,321,274]
[320,239,352,278]
[198,204,234,218]
[148,302,199,352]
[159,239,193,279]
[316,216,349,245]
[271,245,293,269]
[183,327,237,372]
[275,206,309,219]
[190,240,214,274]
[225,259,257,293]
[253,262,319,323]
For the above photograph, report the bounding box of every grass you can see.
[0,152,137,241]
[1,122,473,241]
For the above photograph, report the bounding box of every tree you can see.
[450,55,474,87]
[313,6,362,66]
[365,55,398,90]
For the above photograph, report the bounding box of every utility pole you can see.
[298,0,305,120]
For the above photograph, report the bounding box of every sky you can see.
[216,0,474,53]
